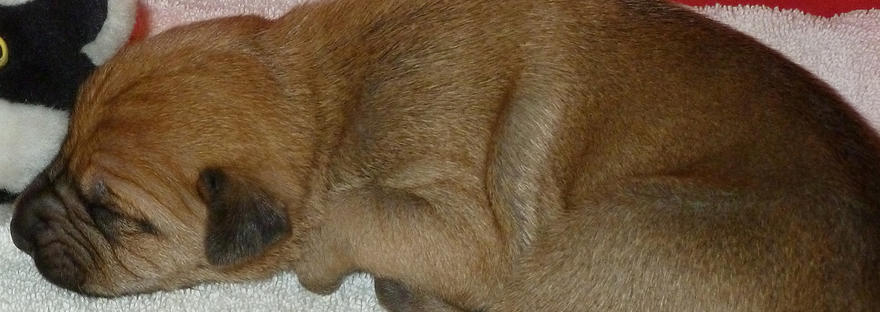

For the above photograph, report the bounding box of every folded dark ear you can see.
[197,167,291,266]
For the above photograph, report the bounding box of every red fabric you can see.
[129,1,151,42]
[672,0,880,17]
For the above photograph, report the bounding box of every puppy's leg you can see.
[298,181,504,309]
[375,278,466,312]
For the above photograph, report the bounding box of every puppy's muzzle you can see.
[10,173,89,293]
[11,173,54,254]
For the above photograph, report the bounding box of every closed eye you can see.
[81,180,159,240]
[86,202,158,242]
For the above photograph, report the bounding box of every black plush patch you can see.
[0,189,16,203]
[198,168,291,266]
[0,0,107,109]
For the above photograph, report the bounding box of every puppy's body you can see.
[10,0,880,310]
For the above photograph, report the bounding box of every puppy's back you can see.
[485,1,880,310]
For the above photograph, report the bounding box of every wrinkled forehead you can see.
[49,137,206,228]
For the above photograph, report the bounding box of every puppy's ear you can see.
[197,168,291,266]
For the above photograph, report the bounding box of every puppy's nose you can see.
[10,174,60,255]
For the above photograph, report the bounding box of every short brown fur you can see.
[11,0,880,310]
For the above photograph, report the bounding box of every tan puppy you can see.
[10,0,880,310]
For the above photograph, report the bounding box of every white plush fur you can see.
[82,0,138,65]
[0,99,67,193]
[0,0,34,6]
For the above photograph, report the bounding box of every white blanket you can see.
[2,2,879,311]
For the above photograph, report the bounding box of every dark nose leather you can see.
[10,172,92,294]
[10,173,59,255]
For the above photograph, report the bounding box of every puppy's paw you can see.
[294,245,353,295]
[296,269,345,295]
[375,278,419,311]
[375,278,467,312]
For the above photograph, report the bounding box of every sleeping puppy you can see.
[10,0,880,310]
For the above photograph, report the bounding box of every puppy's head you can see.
[9,16,317,296]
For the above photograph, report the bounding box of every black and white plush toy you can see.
[0,0,137,202]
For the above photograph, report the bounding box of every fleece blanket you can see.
[2,1,879,311]
[678,0,880,17]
